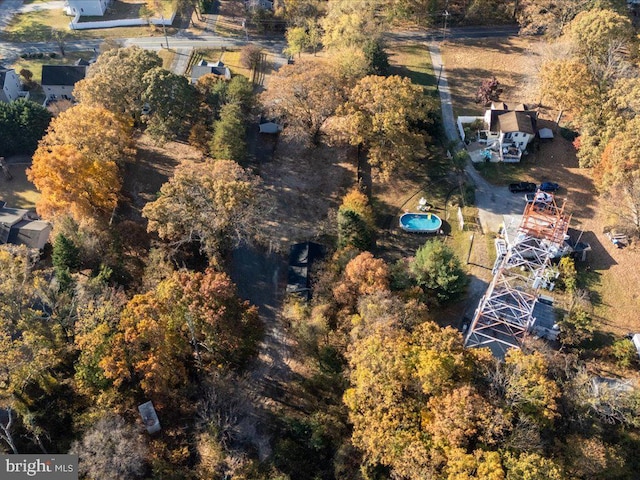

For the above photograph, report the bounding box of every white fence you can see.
[70,11,176,30]
[456,115,483,142]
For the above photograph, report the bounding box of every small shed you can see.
[138,401,161,434]
[539,127,554,140]
[259,122,283,134]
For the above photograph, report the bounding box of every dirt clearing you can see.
[442,36,543,116]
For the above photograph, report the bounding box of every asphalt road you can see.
[0,15,519,64]
[0,34,287,63]
[386,25,520,42]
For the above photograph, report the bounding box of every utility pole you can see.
[436,64,444,88]
[161,13,169,49]
[442,10,450,43]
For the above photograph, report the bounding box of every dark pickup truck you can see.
[509,182,537,193]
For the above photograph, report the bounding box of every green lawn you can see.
[0,3,178,42]
[1,9,72,42]
[157,48,176,70]
[472,161,532,186]
[0,165,40,210]
[387,43,437,92]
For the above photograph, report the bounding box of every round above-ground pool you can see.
[399,212,443,233]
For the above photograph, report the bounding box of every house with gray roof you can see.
[0,203,51,250]
[482,102,538,162]
[41,65,87,103]
[0,66,26,103]
[191,60,231,83]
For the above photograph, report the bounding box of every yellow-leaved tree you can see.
[336,75,434,180]
[28,144,120,222]
[27,104,132,222]
[38,103,134,165]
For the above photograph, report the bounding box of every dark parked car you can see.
[539,181,560,192]
[509,182,537,193]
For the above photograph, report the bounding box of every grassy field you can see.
[0,164,39,210]
[10,51,95,84]
[0,3,178,42]
[441,36,543,117]
[157,48,176,70]
[1,9,71,42]
[387,42,437,92]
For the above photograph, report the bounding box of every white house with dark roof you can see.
[65,0,112,16]
[0,66,24,103]
[41,64,87,103]
[191,60,231,83]
[482,102,537,162]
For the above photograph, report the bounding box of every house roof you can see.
[0,207,28,227]
[41,65,87,86]
[513,103,529,111]
[7,220,51,249]
[286,242,323,300]
[498,111,536,135]
[191,65,231,81]
[491,101,508,110]
[539,127,554,139]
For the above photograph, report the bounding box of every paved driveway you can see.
[428,41,525,233]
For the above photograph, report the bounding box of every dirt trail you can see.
[230,243,292,460]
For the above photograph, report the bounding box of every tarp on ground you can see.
[259,122,283,134]
[539,127,554,139]
[287,242,323,300]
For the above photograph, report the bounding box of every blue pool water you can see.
[399,213,443,233]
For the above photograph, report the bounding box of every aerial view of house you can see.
[41,63,87,103]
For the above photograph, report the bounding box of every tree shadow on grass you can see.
[5,20,53,43]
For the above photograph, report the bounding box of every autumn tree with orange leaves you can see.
[101,269,261,407]
[27,104,133,222]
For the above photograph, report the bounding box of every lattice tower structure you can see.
[464,194,571,356]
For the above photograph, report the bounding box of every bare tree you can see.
[0,408,18,454]
[70,415,147,480]
[51,28,67,57]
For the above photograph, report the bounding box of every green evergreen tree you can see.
[0,99,52,157]
[209,103,246,162]
[410,240,467,304]
[363,39,390,76]
[52,234,80,272]
[337,209,372,251]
